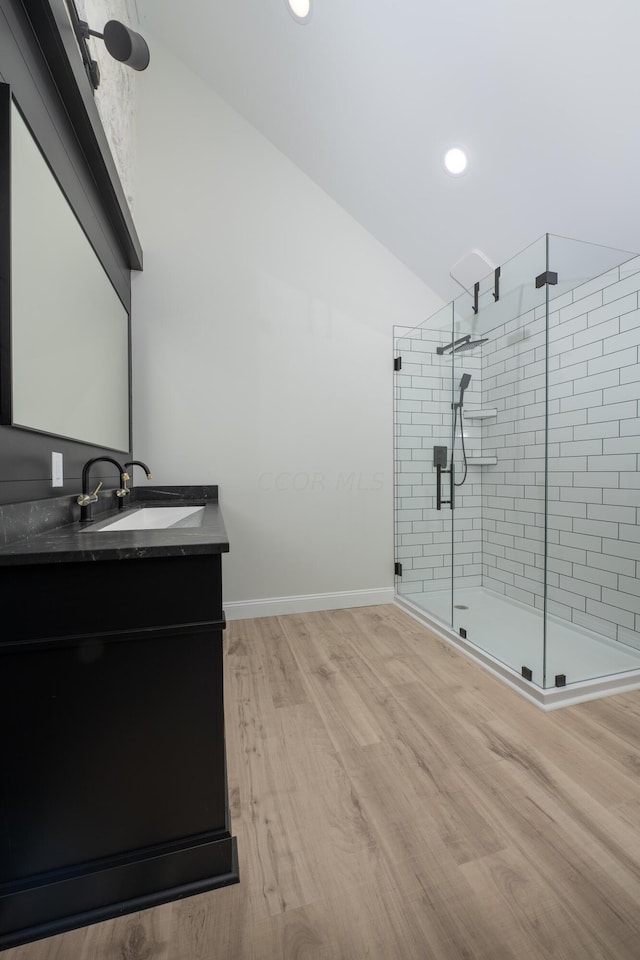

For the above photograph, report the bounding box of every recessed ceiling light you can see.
[286,0,312,23]
[444,147,468,176]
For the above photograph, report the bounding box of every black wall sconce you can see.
[66,0,150,90]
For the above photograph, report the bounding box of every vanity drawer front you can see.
[1,554,223,641]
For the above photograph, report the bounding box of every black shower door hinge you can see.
[535,270,558,288]
[493,265,501,302]
[394,356,402,371]
[394,562,402,577]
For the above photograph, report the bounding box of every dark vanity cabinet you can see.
[0,8,239,949]
[0,493,237,950]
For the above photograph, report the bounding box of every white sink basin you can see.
[97,506,205,532]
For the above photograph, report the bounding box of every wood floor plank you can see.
[80,907,175,960]
[476,700,640,807]
[458,849,618,960]
[167,887,251,960]
[553,693,640,784]
[451,754,640,957]
[248,616,310,710]
[6,604,640,960]
[281,614,385,752]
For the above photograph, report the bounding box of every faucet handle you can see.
[116,471,131,499]
[114,470,132,508]
[77,481,103,506]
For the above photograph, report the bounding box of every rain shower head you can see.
[437,335,469,355]
[436,334,489,355]
[455,336,489,353]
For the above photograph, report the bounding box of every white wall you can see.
[131,41,441,615]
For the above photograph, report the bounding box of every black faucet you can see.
[77,457,127,523]
[124,460,153,480]
[120,460,153,506]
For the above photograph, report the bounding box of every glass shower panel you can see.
[393,302,455,628]
[545,235,640,686]
[448,236,548,685]
[394,231,640,699]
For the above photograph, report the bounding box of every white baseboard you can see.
[225,587,395,621]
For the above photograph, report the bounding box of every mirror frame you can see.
[0,83,10,425]
[0,82,132,451]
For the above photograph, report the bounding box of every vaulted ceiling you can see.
[135,0,640,302]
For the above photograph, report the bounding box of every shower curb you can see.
[394,596,640,711]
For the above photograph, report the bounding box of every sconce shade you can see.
[103,21,150,71]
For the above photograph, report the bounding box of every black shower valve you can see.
[433,445,448,468]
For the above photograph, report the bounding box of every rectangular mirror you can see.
[0,85,130,452]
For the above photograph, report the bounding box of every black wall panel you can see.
[0,0,142,504]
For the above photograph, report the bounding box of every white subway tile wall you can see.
[394,326,483,595]
[546,258,640,649]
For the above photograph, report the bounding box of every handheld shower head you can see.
[452,374,472,486]
[459,373,471,407]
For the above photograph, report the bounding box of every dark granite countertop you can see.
[0,486,229,566]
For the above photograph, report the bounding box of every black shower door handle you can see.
[436,463,455,510]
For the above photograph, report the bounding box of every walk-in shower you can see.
[394,233,640,707]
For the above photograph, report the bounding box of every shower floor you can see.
[397,586,640,704]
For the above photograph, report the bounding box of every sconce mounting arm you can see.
[66,0,150,91]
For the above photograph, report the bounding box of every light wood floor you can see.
[7,604,640,959]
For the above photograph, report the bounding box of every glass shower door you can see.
[447,236,548,686]
[394,303,456,630]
